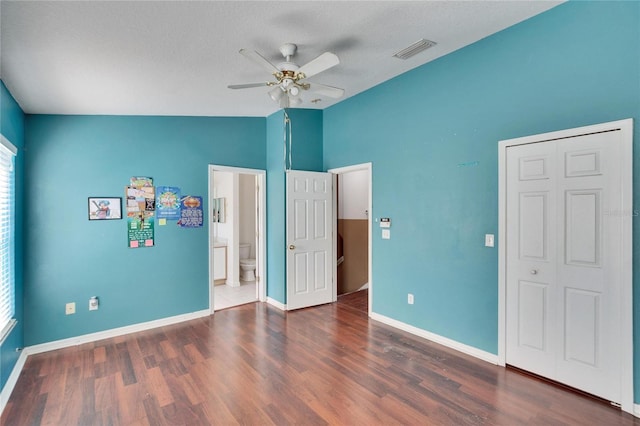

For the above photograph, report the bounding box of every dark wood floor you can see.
[3,290,638,425]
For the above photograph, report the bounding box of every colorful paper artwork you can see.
[178,196,203,228]
[88,197,122,220]
[130,176,153,188]
[155,186,181,220]
[126,177,155,248]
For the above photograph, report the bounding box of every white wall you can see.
[338,169,369,220]
[213,171,233,242]
[239,173,256,258]
[212,171,240,286]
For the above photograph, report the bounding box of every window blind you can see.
[0,136,16,341]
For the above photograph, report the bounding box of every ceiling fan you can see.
[228,43,345,108]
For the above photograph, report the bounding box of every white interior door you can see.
[506,130,624,403]
[286,170,334,310]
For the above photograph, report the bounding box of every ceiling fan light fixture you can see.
[269,86,285,103]
[393,39,437,60]
[289,86,300,97]
[288,97,302,107]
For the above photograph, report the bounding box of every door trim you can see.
[208,165,267,313]
[497,119,633,413]
[328,162,373,316]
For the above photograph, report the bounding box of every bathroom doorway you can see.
[208,165,266,312]
[329,163,372,316]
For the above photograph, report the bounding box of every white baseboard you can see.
[26,309,211,355]
[369,312,499,365]
[266,297,286,311]
[0,349,27,416]
[634,404,640,418]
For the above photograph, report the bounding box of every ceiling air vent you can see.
[393,39,437,60]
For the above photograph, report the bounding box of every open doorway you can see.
[208,165,266,312]
[329,163,372,315]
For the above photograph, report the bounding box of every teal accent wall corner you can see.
[23,115,265,345]
[324,0,640,387]
[0,81,25,392]
[266,110,286,303]
[284,108,323,172]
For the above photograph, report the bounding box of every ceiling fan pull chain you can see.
[288,112,293,171]
[283,110,293,171]
[283,111,289,171]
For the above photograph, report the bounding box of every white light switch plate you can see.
[382,229,390,239]
[485,234,495,247]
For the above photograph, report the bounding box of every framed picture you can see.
[88,197,122,220]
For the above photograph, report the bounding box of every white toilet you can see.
[239,243,256,282]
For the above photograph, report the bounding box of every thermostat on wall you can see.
[380,218,391,228]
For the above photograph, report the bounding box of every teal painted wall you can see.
[285,109,323,172]
[324,0,640,378]
[266,110,286,303]
[0,81,25,392]
[23,115,265,345]
[265,109,324,304]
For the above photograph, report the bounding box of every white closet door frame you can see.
[497,118,633,414]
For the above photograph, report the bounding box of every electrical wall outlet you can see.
[65,302,76,315]
[408,293,414,305]
[89,296,99,311]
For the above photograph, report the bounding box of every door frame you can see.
[208,165,267,313]
[328,162,373,316]
[497,119,633,413]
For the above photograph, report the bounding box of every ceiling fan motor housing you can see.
[277,62,299,72]
[279,43,297,59]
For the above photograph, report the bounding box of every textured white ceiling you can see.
[0,1,561,117]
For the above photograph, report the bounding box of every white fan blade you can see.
[297,52,339,78]
[228,82,270,89]
[239,49,280,74]
[306,83,344,99]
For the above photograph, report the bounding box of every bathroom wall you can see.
[337,170,369,295]
[212,171,232,244]
[239,173,256,258]
[213,170,239,287]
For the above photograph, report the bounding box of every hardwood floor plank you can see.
[145,366,175,407]
[94,345,107,364]
[116,343,138,386]
[27,393,48,426]
[3,290,639,425]
[142,395,167,426]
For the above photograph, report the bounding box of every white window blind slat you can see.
[0,135,15,340]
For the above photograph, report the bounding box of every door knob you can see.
[530,269,538,275]
[288,245,296,250]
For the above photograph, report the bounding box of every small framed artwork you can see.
[88,197,122,220]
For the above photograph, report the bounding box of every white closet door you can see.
[506,130,623,403]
